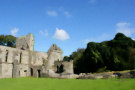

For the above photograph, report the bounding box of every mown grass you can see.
[0,78,135,90]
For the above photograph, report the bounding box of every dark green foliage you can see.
[68,33,135,74]
[0,35,16,47]
[108,33,134,48]
[63,56,70,61]
[64,48,85,74]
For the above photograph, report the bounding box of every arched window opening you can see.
[20,52,22,63]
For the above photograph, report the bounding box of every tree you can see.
[65,48,85,74]
[82,42,105,73]
[0,35,16,47]
[63,56,70,61]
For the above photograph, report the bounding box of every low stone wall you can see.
[113,71,135,78]
[76,71,135,79]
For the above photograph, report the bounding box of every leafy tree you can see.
[63,56,70,61]
[82,42,105,73]
[0,35,16,47]
[64,48,85,74]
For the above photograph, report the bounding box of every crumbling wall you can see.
[16,34,34,51]
[46,44,63,71]
[20,51,29,64]
[16,36,28,50]
[19,64,29,77]
[1,63,13,78]
[0,46,30,78]
[30,52,47,66]
[54,61,73,74]
[26,34,34,51]
[62,61,73,74]
[29,51,48,77]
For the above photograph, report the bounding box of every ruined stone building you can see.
[0,34,73,78]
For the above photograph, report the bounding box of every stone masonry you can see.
[0,34,73,78]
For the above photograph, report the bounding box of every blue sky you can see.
[0,0,135,56]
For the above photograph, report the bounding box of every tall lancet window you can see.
[20,52,22,63]
[5,50,8,62]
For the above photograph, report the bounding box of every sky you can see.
[0,0,135,56]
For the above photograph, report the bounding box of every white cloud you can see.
[39,30,48,37]
[116,22,135,36]
[83,22,135,44]
[46,7,72,18]
[11,28,19,36]
[46,11,57,16]
[83,33,111,44]
[64,11,71,17]
[90,0,96,3]
[53,28,70,41]
[58,7,72,18]
[83,39,91,44]
[117,22,130,27]
[132,38,135,40]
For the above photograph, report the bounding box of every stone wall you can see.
[16,34,34,51]
[54,61,73,74]
[1,63,13,78]
[63,61,73,74]
[46,44,63,72]
[0,46,30,78]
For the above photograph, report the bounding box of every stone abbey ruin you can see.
[0,34,73,78]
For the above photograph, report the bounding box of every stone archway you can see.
[56,64,64,73]
[37,70,41,77]
[30,68,33,76]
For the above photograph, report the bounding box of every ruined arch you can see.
[56,64,64,73]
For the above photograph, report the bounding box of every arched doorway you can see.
[37,70,41,77]
[30,68,33,76]
[56,64,64,73]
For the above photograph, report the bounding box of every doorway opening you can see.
[19,70,20,77]
[30,68,33,76]
[24,70,27,76]
[37,70,41,77]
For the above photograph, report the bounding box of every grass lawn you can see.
[0,78,135,90]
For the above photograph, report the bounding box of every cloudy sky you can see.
[0,0,135,56]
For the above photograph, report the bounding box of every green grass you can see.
[0,78,135,90]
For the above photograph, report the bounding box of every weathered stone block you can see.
[2,63,13,78]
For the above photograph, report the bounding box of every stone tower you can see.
[46,44,63,73]
[16,34,34,51]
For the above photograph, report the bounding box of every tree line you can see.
[64,33,135,74]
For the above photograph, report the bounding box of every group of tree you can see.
[64,33,135,74]
[0,35,16,47]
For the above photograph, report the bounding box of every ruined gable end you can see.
[16,34,34,51]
